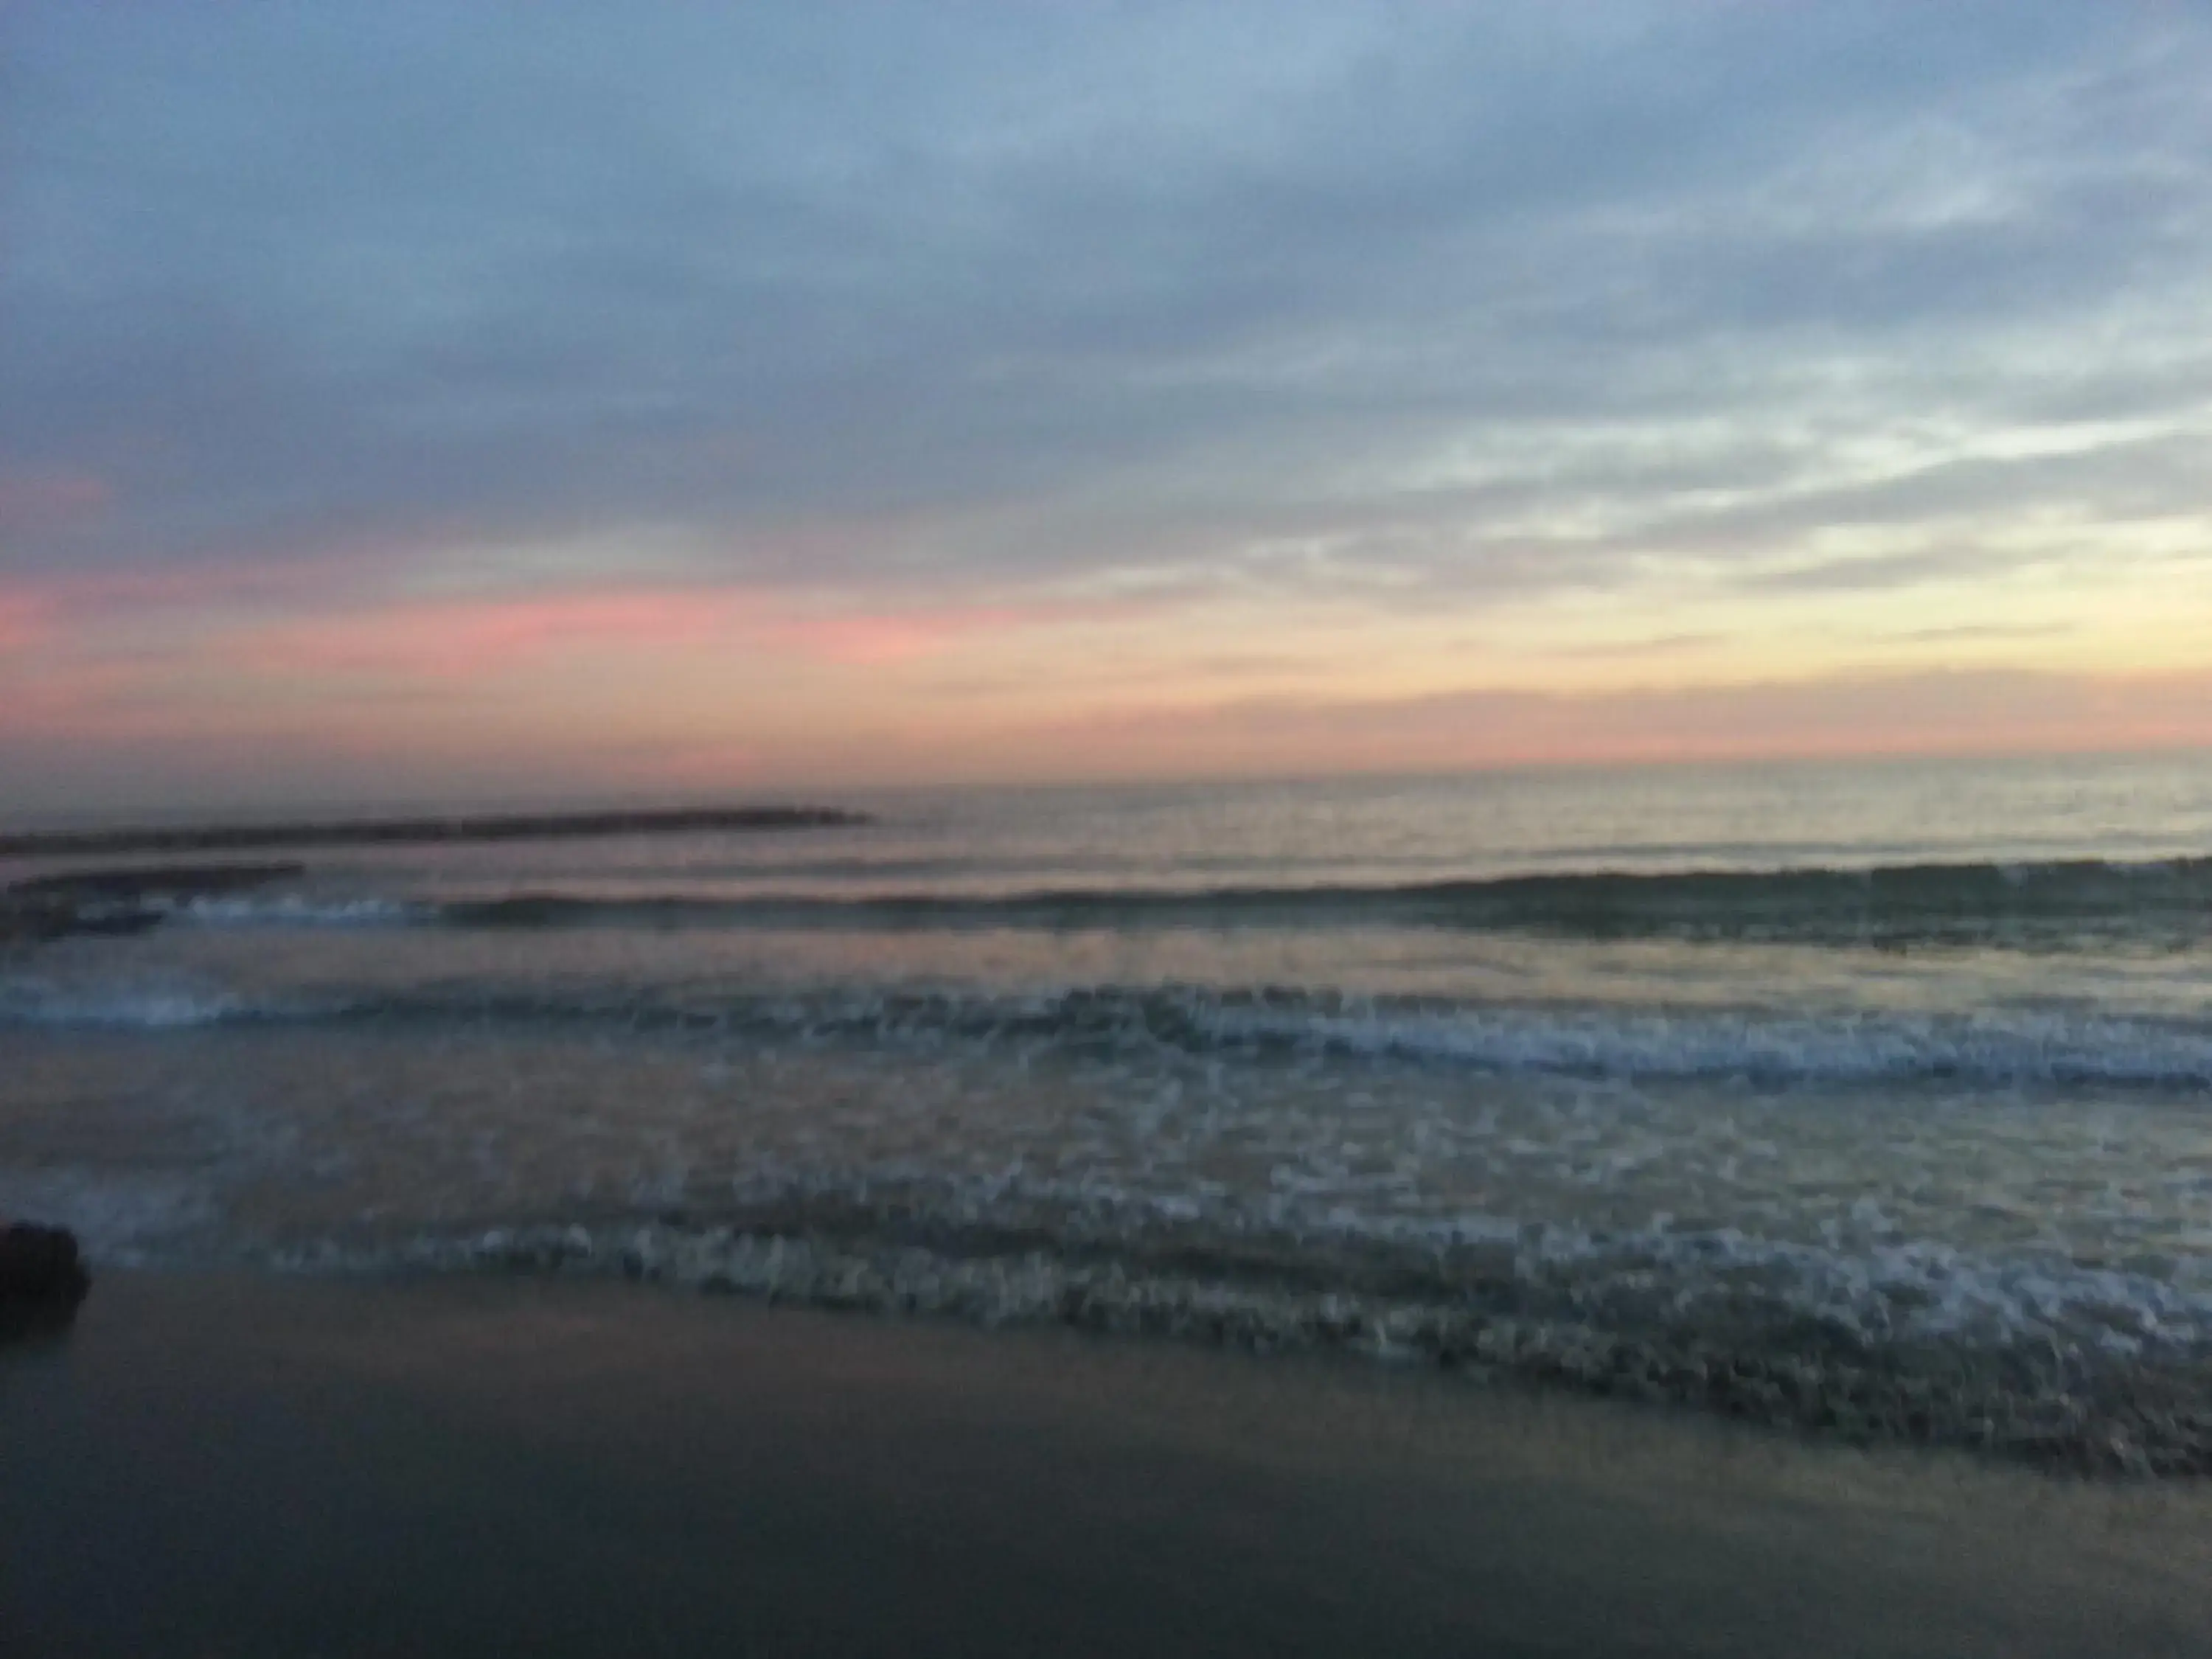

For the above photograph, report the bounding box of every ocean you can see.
[7,753,2212,1470]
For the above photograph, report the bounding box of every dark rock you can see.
[1,1222,90,1300]
[0,1222,91,1343]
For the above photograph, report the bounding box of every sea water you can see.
[7,754,2212,1464]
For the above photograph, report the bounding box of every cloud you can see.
[0,592,53,653]
[4,3,2211,798]
[1880,623,2071,645]
[1549,633,1729,661]
[1740,549,2028,595]
[9,6,2210,588]
[1008,668,2212,780]
[0,470,108,535]
[8,661,2208,813]
[211,585,1150,682]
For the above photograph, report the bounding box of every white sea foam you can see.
[256,1151,2212,1357]
[204,979,2202,1088]
[1175,997,2212,1088]
[0,982,254,1029]
[265,1181,2212,1363]
[0,1169,219,1262]
[170,894,425,928]
[39,970,2212,1086]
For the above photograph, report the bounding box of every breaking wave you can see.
[0,984,265,1029]
[170,894,428,928]
[63,853,2205,950]
[271,1186,2212,1476]
[414,855,2212,947]
[10,976,2209,1088]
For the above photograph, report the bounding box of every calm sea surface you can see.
[7,754,2212,1437]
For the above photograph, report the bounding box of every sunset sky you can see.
[4,2,2211,811]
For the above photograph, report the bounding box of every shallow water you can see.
[7,756,2212,1457]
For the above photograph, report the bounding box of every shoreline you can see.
[5,1269,2209,1657]
[279,1217,2212,1479]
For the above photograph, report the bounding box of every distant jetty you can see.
[0,805,869,861]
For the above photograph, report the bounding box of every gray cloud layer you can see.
[4,1,2210,612]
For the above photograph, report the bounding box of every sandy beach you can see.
[5,1272,2208,1658]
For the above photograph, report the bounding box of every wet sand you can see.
[4,1273,2208,1657]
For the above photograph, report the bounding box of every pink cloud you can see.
[244,590,740,679]
[220,586,1143,681]
[0,655,186,744]
[0,561,383,640]
[0,470,109,535]
[10,658,2211,809]
[755,602,1120,665]
[0,591,55,653]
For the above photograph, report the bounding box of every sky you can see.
[4,1,2211,811]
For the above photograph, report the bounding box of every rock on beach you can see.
[0,1222,92,1342]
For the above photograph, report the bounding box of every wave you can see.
[410,856,2212,947]
[102,854,2212,949]
[171,894,428,928]
[271,1199,2212,1475]
[0,986,262,1029]
[13,977,2210,1088]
